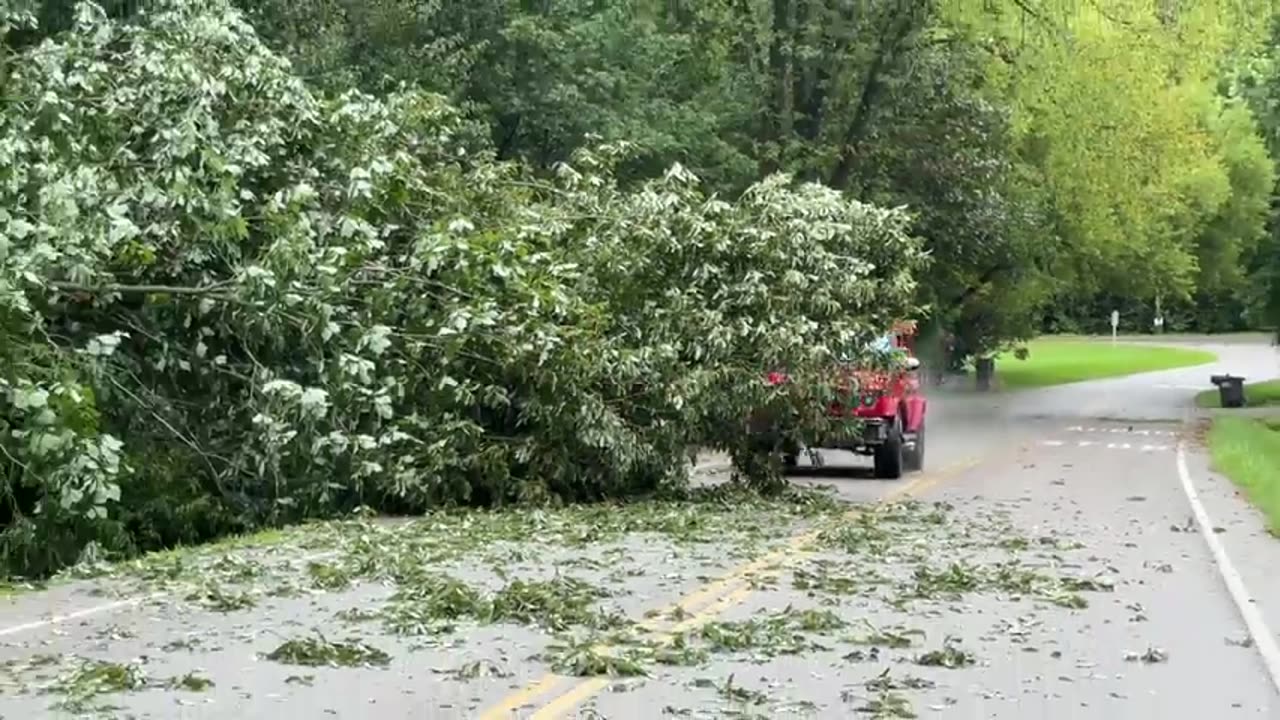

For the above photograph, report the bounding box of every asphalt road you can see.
[1,338,1278,719]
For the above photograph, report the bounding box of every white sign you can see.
[1110,310,1119,328]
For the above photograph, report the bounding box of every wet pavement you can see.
[1,338,1278,719]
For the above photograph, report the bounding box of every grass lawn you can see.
[994,338,1217,389]
[1195,378,1280,408]
[1209,416,1280,536]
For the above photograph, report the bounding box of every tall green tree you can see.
[948,0,1274,337]
[239,0,1047,356]
[1229,16,1280,337]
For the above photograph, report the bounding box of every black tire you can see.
[873,417,904,480]
[904,420,925,472]
[782,453,798,468]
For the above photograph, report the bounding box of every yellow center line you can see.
[528,583,760,720]
[479,457,979,720]
[483,674,566,718]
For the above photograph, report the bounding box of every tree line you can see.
[230,0,1280,347]
[13,1,1280,346]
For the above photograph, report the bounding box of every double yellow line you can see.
[479,459,975,720]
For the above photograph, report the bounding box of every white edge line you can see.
[1176,442,1280,695]
[0,549,339,638]
[0,593,162,638]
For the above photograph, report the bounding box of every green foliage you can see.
[849,32,1052,355]
[1229,16,1280,336]
[265,634,392,667]
[1196,102,1274,293]
[5,0,1277,577]
[1209,417,1280,536]
[0,1,924,577]
[240,0,1280,353]
[947,2,1274,338]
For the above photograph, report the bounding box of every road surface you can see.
[1,338,1278,719]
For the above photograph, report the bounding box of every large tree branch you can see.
[950,262,1013,311]
[827,7,923,190]
[49,281,235,297]
[495,112,522,161]
[1009,0,1047,23]
[978,38,1018,65]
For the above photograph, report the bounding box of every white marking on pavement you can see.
[1065,426,1177,436]
[1176,443,1280,695]
[0,593,165,638]
[0,550,338,638]
[1039,439,1172,452]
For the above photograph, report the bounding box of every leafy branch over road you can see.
[0,1,924,578]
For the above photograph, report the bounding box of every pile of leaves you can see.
[264,635,391,668]
[0,1,925,577]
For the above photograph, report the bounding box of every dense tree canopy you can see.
[226,0,1278,345]
[0,0,924,576]
[3,0,1280,576]
[18,0,1275,341]
[1229,16,1280,339]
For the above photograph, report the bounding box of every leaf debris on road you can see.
[264,634,393,668]
[0,485,1158,716]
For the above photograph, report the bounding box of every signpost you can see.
[1110,310,1119,343]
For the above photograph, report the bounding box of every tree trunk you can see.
[827,6,921,190]
[770,0,796,160]
[974,357,995,392]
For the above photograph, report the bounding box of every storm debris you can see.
[264,634,392,668]
[914,637,976,668]
[432,659,513,681]
[1124,647,1169,664]
[855,690,917,718]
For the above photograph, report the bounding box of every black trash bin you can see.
[1210,374,1246,408]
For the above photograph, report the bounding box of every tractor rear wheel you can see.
[904,420,925,472]
[873,417,904,480]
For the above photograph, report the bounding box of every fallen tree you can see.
[0,1,926,577]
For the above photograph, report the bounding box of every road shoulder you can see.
[1180,431,1280,686]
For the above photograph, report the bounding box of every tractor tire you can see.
[873,417,905,480]
[904,420,925,473]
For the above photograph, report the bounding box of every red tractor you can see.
[752,321,927,479]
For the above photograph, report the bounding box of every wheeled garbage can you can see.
[1210,374,1246,408]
